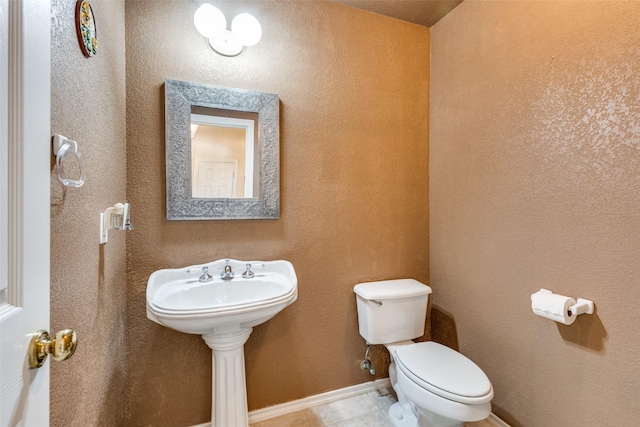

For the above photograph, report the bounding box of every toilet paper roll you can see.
[531,289,577,325]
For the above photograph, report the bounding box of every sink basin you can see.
[147,259,297,335]
[146,259,297,427]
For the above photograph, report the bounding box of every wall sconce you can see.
[194,3,262,56]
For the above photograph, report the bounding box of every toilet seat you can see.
[393,342,493,405]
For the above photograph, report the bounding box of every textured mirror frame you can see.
[165,79,280,220]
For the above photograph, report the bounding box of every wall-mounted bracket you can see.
[52,134,85,187]
[100,202,133,244]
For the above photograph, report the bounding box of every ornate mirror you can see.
[165,79,279,220]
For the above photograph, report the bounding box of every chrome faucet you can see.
[199,266,213,283]
[220,260,234,280]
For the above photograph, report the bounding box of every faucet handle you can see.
[199,266,213,283]
[242,263,255,279]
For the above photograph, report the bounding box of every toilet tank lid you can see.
[353,279,432,300]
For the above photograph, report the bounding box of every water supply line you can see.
[361,344,375,375]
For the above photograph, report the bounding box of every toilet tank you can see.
[354,279,432,345]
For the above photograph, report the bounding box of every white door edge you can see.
[0,0,51,425]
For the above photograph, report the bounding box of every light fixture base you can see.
[209,30,244,57]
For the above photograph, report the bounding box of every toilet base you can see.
[388,402,464,427]
[388,402,417,427]
[388,357,488,427]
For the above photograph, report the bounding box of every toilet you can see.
[354,279,493,427]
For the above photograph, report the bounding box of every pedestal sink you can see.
[146,259,297,427]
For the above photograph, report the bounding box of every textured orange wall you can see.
[431,2,640,426]
[125,1,429,425]
[50,0,126,425]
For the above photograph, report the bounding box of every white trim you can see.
[248,378,392,423]
[190,378,511,426]
[7,0,23,309]
[0,0,8,305]
[487,412,511,427]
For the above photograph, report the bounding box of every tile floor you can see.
[249,387,493,427]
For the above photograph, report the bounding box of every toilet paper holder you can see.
[531,288,595,325]
[568,297,595,317]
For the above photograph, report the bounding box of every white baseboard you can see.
[487,412,511,427]
[191,378,511,426]
[249,378,392,423]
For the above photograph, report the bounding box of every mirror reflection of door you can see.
[190,110,257,199]
[194,158,238,198]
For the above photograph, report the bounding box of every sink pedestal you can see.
[202,328,253,427]
[147,259,298,426]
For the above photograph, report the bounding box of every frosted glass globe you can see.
[193,4,226,39]
[231,13,262,47]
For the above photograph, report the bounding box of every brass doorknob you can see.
[28,329,77,369]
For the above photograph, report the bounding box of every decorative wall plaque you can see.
[75,0,98,57]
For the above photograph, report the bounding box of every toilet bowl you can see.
[354,279,494,427]
[388,341,493,427]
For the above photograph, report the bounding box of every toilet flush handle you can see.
[370,300,382,307]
